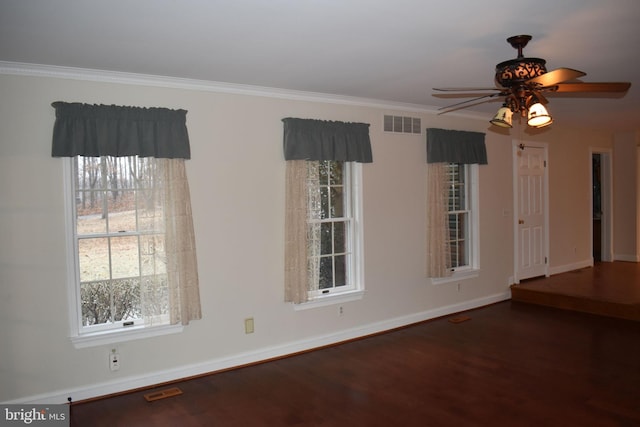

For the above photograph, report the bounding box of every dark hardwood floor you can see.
[70,298,640,426]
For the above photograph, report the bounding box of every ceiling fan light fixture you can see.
[490,105,513,128]
[527,102,553,128]
[434,35,631,130]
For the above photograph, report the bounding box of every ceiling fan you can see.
[433,35,631,128]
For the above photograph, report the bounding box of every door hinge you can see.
[545,257,548,264]
[544,160,547,167]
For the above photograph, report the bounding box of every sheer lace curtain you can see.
[140,158,201,326]
[425,162,452,278]
[160,158,201,325]
[284,160,324,303]
[284,160,309,303]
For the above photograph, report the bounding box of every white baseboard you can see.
[8,292,510,405]
[613,254,640,262]
[548,258,593,276]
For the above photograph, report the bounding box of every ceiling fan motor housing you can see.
[495,57,547,88]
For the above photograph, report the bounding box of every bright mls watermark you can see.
[1,405,69,426]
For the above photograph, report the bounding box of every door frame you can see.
[512,139,550,283]
[589,148,613,262]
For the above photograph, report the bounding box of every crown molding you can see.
[0,60,486,120]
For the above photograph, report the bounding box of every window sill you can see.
[430,268,480,285]
[293,290,364,311]
[71,324,183,349]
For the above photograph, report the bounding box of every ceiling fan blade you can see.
[437,93,501,112]
[433,87,501,92]
[437,97,502,115]
[433,91,508,99]
[553,82,631,93]
[527,68,587,87]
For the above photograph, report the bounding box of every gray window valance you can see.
[282,118,373,163]
[51,102,191,159]
[426,128,487,164]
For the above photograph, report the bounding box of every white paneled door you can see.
[514,142,549,282]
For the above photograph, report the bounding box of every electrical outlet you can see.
[339,306,344,316]
[244,318,254,334]
[109,349,120,371]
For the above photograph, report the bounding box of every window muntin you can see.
[446,163,471,270]
[307,161,357,298]
[72,156,169,333]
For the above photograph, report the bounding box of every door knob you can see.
[518,219,524,224]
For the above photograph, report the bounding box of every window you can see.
[282,117,371,306]
[445,163,478,272]
[307,160,362,299]
[53,102,200,347]
[425,128,484,280]
[68,156,171,337]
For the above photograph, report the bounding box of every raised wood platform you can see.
[511,261,640,321]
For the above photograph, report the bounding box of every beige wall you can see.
[613,132,640,260]
[0,71,629,403]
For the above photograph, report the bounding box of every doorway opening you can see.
[591,150,613,263]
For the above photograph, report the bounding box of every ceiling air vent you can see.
[383,115,421,134]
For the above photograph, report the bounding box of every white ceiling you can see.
[2,0,639,131]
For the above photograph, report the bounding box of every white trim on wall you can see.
[0,61,489,121]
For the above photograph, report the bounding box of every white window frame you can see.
[294,161,365,310]
[63,158,182,348]
[432,163,480,285]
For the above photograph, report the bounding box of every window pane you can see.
[449,184,463,211]
[459,212,468,238]
[112,277,142,321]
[448,214,459,241]
[319,161,329,185]
[320,187,329,219]
[76,193,107,234]
[330,186,344,217]
[457,165,465,184]
[76,157,103,191]
[455,240,467,266]
[329,161,343,185]
[107,190,137,233]
[110,235,140,279]
[334,221,345,254]
[449,212,468,268]
[136,157,155,189]
[458,184,466,210]
[334,255,346,287]
[79,238,110,282]
[320,222,333,254]
[80,280,112,325]
[319,257,333,289]
[449,183,460,211]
